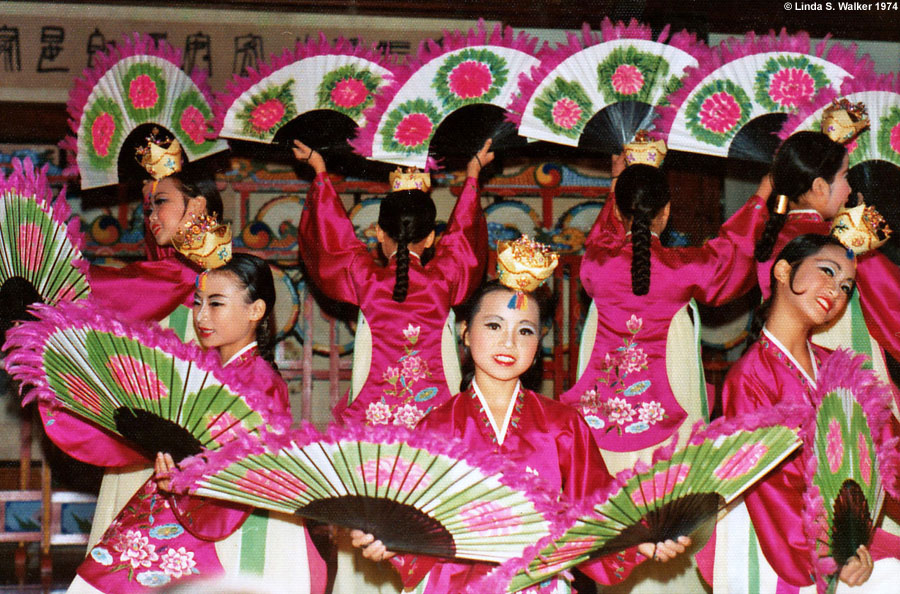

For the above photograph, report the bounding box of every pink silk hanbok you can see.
[698,331,900,592]
[561,194,768,452]
[299,173,486,428]
[388,383,644,593]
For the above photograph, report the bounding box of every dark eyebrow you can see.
[817,258,842,271]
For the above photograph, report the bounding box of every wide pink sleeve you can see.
[168,493,251,541]
[585,193,626,249]
[429,177,487,305]
[88,258,200,322]
[388,553,438,589]
[38,401,148,467]
[298,172,374,305]
[856,251,900,365]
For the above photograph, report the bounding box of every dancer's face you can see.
[464,289,540,386]
[193,271,264,363]
[144,177,187,246]
[773,244,856,329]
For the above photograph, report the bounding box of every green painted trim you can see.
[239,509,269,575]
[748,522,760,594]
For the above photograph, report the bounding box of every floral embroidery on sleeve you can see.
[365,324,436,428]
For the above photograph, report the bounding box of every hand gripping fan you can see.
[0,158,89,340]
[655,29,874,162]
[214,33,394,150]
[801,349,900,594]
[351,20,541,168]
[507,18,711,152]
[59,33,227,189]
[2,300,290,462]
[170,423,557,563]
[482,407,805,592]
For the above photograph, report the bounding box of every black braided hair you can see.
[213,253,279,370]
[748,233,854,343]
[615,164,670,296]
[754,132,846,262]
[377,189,437,303]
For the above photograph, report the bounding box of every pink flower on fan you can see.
[826,418,844,473]
[17,223,45,272]
[129,74,159,110]
[393,113,433,148]
[699,92,742,134]
[768,68,815,108]
[366,401,392,425]
[158,547,196,579]
[402,323,420,345]
[91,112,116,157]
[115,530,158,569]
[179,105,208,144]
[858,433,872,485]
[551,98,582,130]
[448,61,493,100]
[393,404,425,429]
[637,401,665,425]
[619,346,648,375]
[401,355,428,383]
[235,468,307,501]
[611,64,645,96]
[249,99,286,133]
[606,398,634,425]
[626,314,643,334]
[458,499,523,536]
[359,457,431,492]
[713,442,768,480]
[331,78,369,109]
[206,411,242,445]
[59,372,104,414]
[890,122,900,155]
[106,354,169,400]
[630,464,691,506]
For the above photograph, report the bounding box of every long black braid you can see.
[615,164,670,296]
[377,189,436,303]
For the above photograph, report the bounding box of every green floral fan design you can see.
[596,45,671,104]
[120,62,167,122]
[532,78,594,140]
[754,55,830,113]
[380,98,443,155]
[176,429,554,563]
[81,97,127,172]
[316,64,382,120]
[505,424,801,592]
[684,79,754,147]
[171,90,216,152]
[876,107,900,168]
[236,80,299,141]
[433,48,509,112]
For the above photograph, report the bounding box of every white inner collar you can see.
[762,327,817,387]
[224,341,258,367]
[472,379,521,446]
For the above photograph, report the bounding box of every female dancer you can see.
[704,234,900,592]
[69,253,327,593]
[352,277,690,593]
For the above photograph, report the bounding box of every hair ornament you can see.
[821,98,870,145]
[496,235,559,310]
[623,130,667,168]
[774,194,790,215]
[135,127,183,182]
[174,212,233,269]
[389,167,431,192]
[830,201,892,256]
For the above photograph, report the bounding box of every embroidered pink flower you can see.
[401,355,428,383]
[366,401,392,425]
[619,346,648,375]
[129,74,159,110]
[179,105,208,144]
[626,314,643,334]
[158,547,196,579]
[630,464,691,506]
[858,433,872,485]
[382,366,400,384]
[393,403,425,429]
[206,411,242,445]
[611,64,644,96]
[637,401,665,425]
[448,61,493,99]
[606,398,634,425]
[699,91,742,134]
[891,122,900,155]
[458,500,522,536]
[551,98,582,130]
[249,98,286,133]
[826,418,844,473]
[91,112,116,157]
[60,373,104,414]
[580,389,602,415]
[360,456,431,492]
[115,530,159,569]
[768,68,815,108]
[714,442,768,480]
[402,323,420,345]
[235,468,306,501]
[394,113,433,148]
[331,78,369,109]
[107,354,169,400]
[17,223,45,272]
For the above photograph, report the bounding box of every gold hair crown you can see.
[623,130,667,168]
[389,167,431,192]
[821,98,869,145]
[172,213,233,269]
[135,128,183,181]
[831,201,892,255]
[496,235,559,293]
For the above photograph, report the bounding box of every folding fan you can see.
[2,300,290,462]
[508,18,711,153]
[483,409,805,593]
[0,157,89,339]
[59,33,228,189]
[170,423,557,563]
[801,349,900,594]
[656,29,874,162]
[214,33,394,148]
[351,20,541,168]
